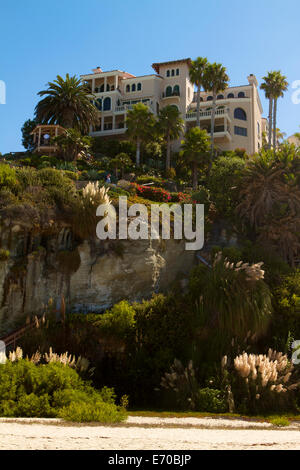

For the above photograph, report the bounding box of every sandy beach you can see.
[0,416,299,450]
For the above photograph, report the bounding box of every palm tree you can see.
[202,63,229,160]
[157,106,184,170]
[189,57,208,128]
[272,72,288,150]
[126,103,156,167]
[35,74,98,134]
[181,127,210,190]
[260,71,285,150]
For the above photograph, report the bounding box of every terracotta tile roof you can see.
[152,58,192,74]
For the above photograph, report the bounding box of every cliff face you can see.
[0,222,196,335]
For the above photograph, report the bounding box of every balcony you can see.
[115,102,154,113]
[185,108,230,121]
[161,91,180,101]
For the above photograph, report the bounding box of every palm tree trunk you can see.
[196,85,201,128]
[273,98,277,150]
[136,139,141,167]
[192,161,198,191]
[210,91,217,160]
[166,132,171,170]
[268,97,273,149]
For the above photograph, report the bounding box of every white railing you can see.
[186,108,228,120]
[115,103,154,113]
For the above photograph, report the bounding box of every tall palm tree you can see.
[202,63,229,160]
[272,72,288,150]
[181,127,210,190]
[126,103,156,167]
[260,71,279,150]
[35,74,99,134]
[189,57,208,128]
[157,106,184,170]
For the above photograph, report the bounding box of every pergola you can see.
[31,125,66,154]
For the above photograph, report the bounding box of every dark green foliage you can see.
[196,388,227,413]
[208,155,245,217]
[21,119,37,151]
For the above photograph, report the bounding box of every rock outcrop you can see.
[0,222,196,334]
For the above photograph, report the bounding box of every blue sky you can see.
[0,0,299,153]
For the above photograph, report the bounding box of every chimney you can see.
[92,66,103,73]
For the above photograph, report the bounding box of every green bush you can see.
[0,360,126,423]
[196,388,227,413]
[0,164,18,191]
[16,167,41,188]
[95,301,136,337]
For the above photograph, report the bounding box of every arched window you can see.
[238,91,245,98]
[173,85,180,96]
[132,84,136,92]
[217,94,224,100]
[103,97,111,111]
[95,99,102,111]
[207,96,213,101]
[167,70,170,77]
[234,108,247,121]
[137,83,142,91]
[171,69,175,76]
[166,86,172,97]
[227,93,234,99]
[170,105,179,111]
[126,85,130,93]
[176,68,179,76]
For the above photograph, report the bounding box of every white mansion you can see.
[81,58,268,155]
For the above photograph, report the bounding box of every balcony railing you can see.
[186,108,229,120]
[162,91,180,98]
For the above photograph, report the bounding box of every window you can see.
[132,84,136,92]
[234,108,247,121]
[167,70,170,77]
[100,84,104,92]
[217,94,224,100]
[176,68,179,76]
[171,69,175,76]
[257,121,260,137]
[207,96,213,101]
[166,86,172,97]
[103,97,111,111]
[126,85,130,93]
[227,93,234,99]
[238,91,245,98]
[106,84,110,92]
[173,85,180,96]
[234,126,247,137]
[137,83,142,91]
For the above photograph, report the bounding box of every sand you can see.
[0,416,299,450]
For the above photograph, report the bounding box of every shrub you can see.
[16,167,41,188]
[196,388,228,413]
[0,356,126,423]
[95,301,136,337]
[170,192,192,203]
[63,170,79,181]
[134,184,171,202]
[0,164,18,191]
[222,350,300,414]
